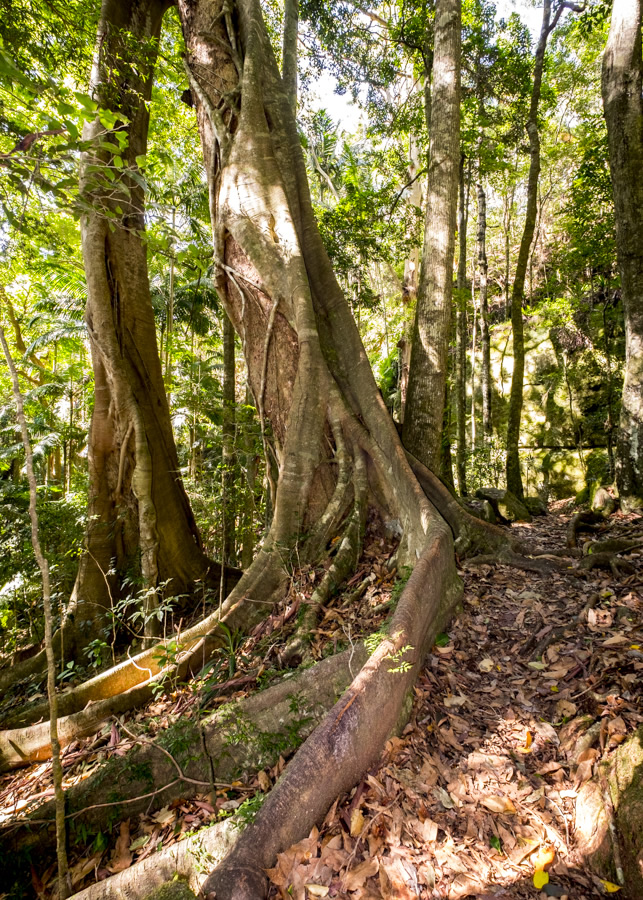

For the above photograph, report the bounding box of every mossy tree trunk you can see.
[602,0,643,512]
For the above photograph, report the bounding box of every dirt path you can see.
[265,505,642,899]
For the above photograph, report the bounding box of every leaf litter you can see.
[265,504,642,900]
[0,505,641,899]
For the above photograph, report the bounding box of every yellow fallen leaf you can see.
[533,869,549,890]
[532,845,556,870]
[481,795,516,814]
[305,886,330,898]
[600,880,622,893]
[350,807,365,837]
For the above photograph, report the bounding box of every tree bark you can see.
[478,180,491,436]
[282,0,299,113]
[455,153,468,494]
[403,0,461,472]
[505,0,562,499]
[74,0,228,648]
[222,311,236,565]
[602,0,643,512]
[175,0,462,893]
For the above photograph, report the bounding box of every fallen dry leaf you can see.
[379,858,416,900]
[343,857,379,891]
[481,795,516,814]
[350,806,365,837]
[107,819,132,874]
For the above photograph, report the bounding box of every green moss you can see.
[144,880,197,900]
[157,719,202,766]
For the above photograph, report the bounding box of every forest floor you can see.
[0,501,641,900]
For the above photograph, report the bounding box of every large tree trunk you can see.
[505,0,564,498]
[602,0,643,512]
[74,0,232,647]
[403,0,461,472]
[178,0,442,569]
[176,0,462,894]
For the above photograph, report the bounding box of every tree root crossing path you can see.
[0,502,641,900]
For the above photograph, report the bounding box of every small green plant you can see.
[57,659,79,682]
[84,638,109,669]
[219,623,245,678]
[390,566,412,606]
[365,628,388,656]
[235,791,265,826]
[386,643,413,674]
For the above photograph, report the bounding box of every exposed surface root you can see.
[578,552,636,578]
[567,510,608,549]
[70,818,239,900]
[464,549,577,576]
[200,521,461,900]
[0,645,365,865]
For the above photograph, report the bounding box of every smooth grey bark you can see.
[602,0,643,511]
[477,180,491,436]
[455,154,468,495]
[282,0,298,112]
[505,0,566,498]
[403,0,461,472]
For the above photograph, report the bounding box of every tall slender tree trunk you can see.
[455,154,468,495]
[478,180,491,436]
[0,328,69,898]
[470,259,477,447]
[505,0,564,499]
[503,181,515,320]
[403,0,461,472]
[222,312,236,564]
[602,0,643,511]
[282,0,298,113]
